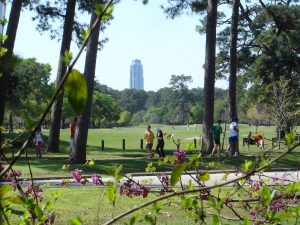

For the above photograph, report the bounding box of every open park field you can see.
[3,124,300,224]
[4,124,300,179]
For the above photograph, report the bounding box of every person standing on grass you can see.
[227,118,239,156]
[156,128,166,159]
[68,117,77,162]
[144,125,155,158]
[210,119,222,156]
[35,128,43,159]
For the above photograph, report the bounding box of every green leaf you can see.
[51,190,63,200]
[153,202,163,213]
[129,213,140,225]
[81,28,91,41]
[242,160,253,172]
[105,165,123,182]
[198,171,210,181]
[170,164,186,186]
[285,182,300,194]
[283,132,296,146]
[243,218,251,225]
[34,205,43,219]
[0,185,12,198]
[186,180,195,190]
[0,47,7,57]
[63,50,73,66]
[94,4,104,16]
[144,215,155,225]
[277,212,294,220]
[68,216,82,225]
[259,186,271,205]
[212,215,220,225]
[64,69,88,115]
[43,201,54,211]
[7,196,23,204]
[107,181,115,203]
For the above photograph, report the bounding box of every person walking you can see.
[210,119,222,156]
[68,117,77,162]
[144,125,155,158]
[35,128,43,159]
[156,128,166,159]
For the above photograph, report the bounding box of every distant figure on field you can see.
[210,119,222,156]
[68,117,77,162]
[156,128,166,159]
[227,118,239,156]
[35,128,43,159]
[144,125,155,158]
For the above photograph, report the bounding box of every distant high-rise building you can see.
[130,59,144,90]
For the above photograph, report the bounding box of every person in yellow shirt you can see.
[144,125,155,158]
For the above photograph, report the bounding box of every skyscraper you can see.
[130,59,144,90]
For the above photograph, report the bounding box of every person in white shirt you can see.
[35,128,43,159]
[227,118,239,156]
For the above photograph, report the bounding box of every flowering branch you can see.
[103,143,300,225]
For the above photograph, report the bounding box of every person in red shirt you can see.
[68,117,77,162]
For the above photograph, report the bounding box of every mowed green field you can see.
[4,124,300,178]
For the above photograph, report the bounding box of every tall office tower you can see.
[0,2,5,35]
[130,59,144,90]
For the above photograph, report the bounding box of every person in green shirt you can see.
[210,119,223,156]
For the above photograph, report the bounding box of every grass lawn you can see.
[7,185,298,225]
[2,124,300,178]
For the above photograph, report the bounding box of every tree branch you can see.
[103,143,300,225]
[0,0,115,178]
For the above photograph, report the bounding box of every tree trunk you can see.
[202,0,217,155]
[0,0,22,127]
[74,11,100,163]
[47,0,76,153]
[9,112,13,133]
[228,0,240,154]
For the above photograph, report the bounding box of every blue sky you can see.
[9,0,226,91]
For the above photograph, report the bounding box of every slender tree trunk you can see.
[228,0,240,154]
[202,0,217,155]
[0,0,22,127]
[229,0,239,120]
[74,11,100,163]
[9,112,13,133]
[47,0,76,153]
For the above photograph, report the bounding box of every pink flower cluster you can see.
[248,178,264,192]
[25,183,44,202]
[2,169,23,190]
[120,179,150,198]
[157,172,169,187]
[270,200,287,212]
[91,174,103,185]
[72,169,82,183]
[173,150,186,164]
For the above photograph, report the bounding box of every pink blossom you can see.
[91,174,103,185]
[72,169,82,183]
[173,150,186,164]
[25,183,44,202]
[120,179,150,198]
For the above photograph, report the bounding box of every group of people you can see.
[144,125,166,159]
[210,118,265,157]
[210,118,240,156]
[34,117,264,161]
